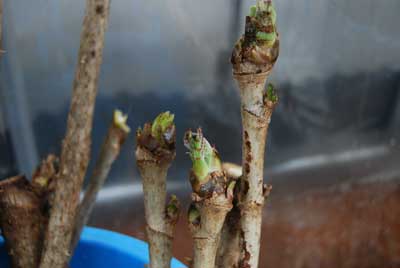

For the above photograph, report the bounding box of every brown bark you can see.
[136,143,179,268]
[31,154,59,206]
[0,175,44,268]
[39,0,111,267]
[71,111,129,252]
[234,72,277,268]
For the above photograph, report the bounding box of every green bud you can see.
[151,111,175,145]
[113,109,131,133]
[266,83,278,103]
[249,5,257,17]
[267,3,277,25]
[184,129,222,183]
[256,31,276,42]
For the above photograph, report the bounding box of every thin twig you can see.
[70,110,130,252]
[136,112,180,268]
[39,0,111,267]
[0,175,44,268]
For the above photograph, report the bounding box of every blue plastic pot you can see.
[0,227,185,267]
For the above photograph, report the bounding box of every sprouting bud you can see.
[137,111,176,153]
[151,112,174,141]
[249,5,257,17]
[231,0,279,74]
[184,129,222,184]
[265,83,278,103]
[113,109,131,133]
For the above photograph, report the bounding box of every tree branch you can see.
[39,0,111,267]
[70,110,130,252]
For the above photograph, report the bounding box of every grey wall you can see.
[1,0,399,187]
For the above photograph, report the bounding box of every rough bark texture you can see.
[189,172,233,268]
[136,145,179,268]
[31,154,59,210]
[0,175,44,268]
[234,72,277,268]
[71,117,129,252]
[39,1,110,267]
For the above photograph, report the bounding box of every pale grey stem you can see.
[190,194,233,268]
[234,72,275,268]
[136,146,179,268]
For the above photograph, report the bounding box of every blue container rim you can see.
[0,226,186,267]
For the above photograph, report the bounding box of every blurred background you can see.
[1,0,400,267]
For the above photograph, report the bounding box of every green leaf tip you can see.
[113,109,131,133]
[151,111,175,143]
[251,0,277,45]
[249,5,257,17]
[184,129,222,183]
[266,83,278,103]
[256,31,276,42]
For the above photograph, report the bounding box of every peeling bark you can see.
[231,2,280,265]
[234,72,277,268]
[39,0,111,267]
[0,175,44,268]
[215,163,242,268]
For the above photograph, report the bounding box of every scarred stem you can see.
[231,1,280,267]
[39,0,111,267]
[215,162,242,268]
[136,111,179,268]
[0,175,45,268]
[70,110,130,252]
[184,130,234,268]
